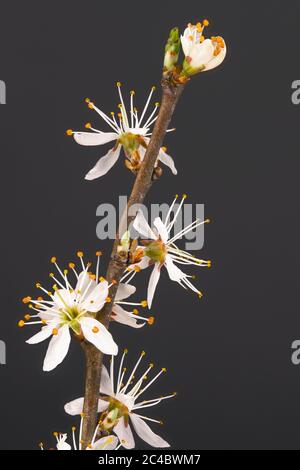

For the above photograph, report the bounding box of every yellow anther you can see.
[148,316,155,326]
[18,320,25,328]
[77,251,84,258]
[87,443,93,449]
[88,103,94,109]
[106,296,112,303]
[52,328,58,336]
[141,350,146,357]
[161,146,167,152]
[149,362,154,368]
[89,273,96,280]
[183,193,187,199]
[130,90,135,95]
[196,22,202,32]
[155,102,160,107]
[124,348,128,354]
[118,103,123,109]
[53,431,59,437]
[22,296,32,304]
[162,367,167,373]
[85,98,90,103]
[99,276,106,282]
[36,283,41,288]
[110,111,115,116]
[200,35,205,43]
[198,292,203,299]
[80,412,85,418]
[173,392,177,396]
[141,300,148,308]
[72,426,76,432]
[69,262,75,269]
[53,284,58,291]
[205,218,211,224]
[133,309,139,315]
[134,266,141,273]
[49,272,54,278]
[96,250,102,257]
[203,19,209,26]
[85,122,92,129]
[116,81,122,87]
[111,279,117,285]
[207,260,212,268]
[66,129,73,136]
[42,320,47,325]
[37,296,43,301]
[51,256,57,264]
[151,86,156,91]
[24,314,31,321]
[160,420,164,425]
[92,326,99,334]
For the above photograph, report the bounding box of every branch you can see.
[81,76,185,446]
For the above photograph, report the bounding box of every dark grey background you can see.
[0,0,299,450]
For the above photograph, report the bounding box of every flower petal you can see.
[190,39,214,68]
[100,365,114,396]
[164,254,186,282]
[130,414,170,448]
[158,148,177,175]
[81,280,109,313]
[113,416,135,449]
[133,210,157,240]
[115,283,136,301]
[75,271,97,298]
[64,397,108,416]
[26,324,56,344]
[80,317,118,355]
[73,131,118,146]
[92,435,119,450]
[111,304,146,329]
[53,289,75,310]
[153,217,169,243]
[43,325,71,372]
[204,40,227,71]
[147,263,161,308]
[85,145,121,180]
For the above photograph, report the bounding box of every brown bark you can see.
[81,76,185,446]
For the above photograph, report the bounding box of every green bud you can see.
[163,27,180,73]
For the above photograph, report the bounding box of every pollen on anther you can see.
[18,320,25,328]
[96,251,102,257]
[99,276,106,282]
[141,300,148,308]
[69,262,75,269]
[66,129,73,136]
[133,309,139,315]
[22,296,32,304]
[116,81,122,87]
[203,19,209,26]
[52,328,58,336]
[106,296,112,303]
[183,193,187,199]
[162,367,167,373]
[124,348,128,354]
[77,251,84,258]
[72,426,76,432]
[24,314,31,321]
[148,316,155,326]
[85,98,90,103]
[92,326,99,334]
[85,122,92,129]
[51,257,57,264]
[155,102,160,107]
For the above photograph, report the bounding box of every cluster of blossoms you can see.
[18,18,225,450]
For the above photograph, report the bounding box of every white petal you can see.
[204,40,227,71]
[73,131,118,146]
[130,414,170,448]
[114,416,135,449]
[80,317,118,355]
[100,365,114,396]
[111,304,145,329]
[76,271,97,298]
[147,263,161,308]
[43,325,71,372]
[158,148,177,175]
[164,254,186,282]
[180,34,191,57]
[53,289,74,310]
[92,435,119,450]
[190,39,214,68]
[64,397,108,416]
[115,283,136,301]
[81,281,109,313]
[153,217,169,243]
[133,210,156,240]
[38,308,60,322]
[26,324,56,344]
[85,145,121,180]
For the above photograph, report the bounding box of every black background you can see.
[0,0,300,450]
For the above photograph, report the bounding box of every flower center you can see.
[144,239,167,264]
[119,132,141,153]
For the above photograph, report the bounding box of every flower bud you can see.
[163,27,180,73]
